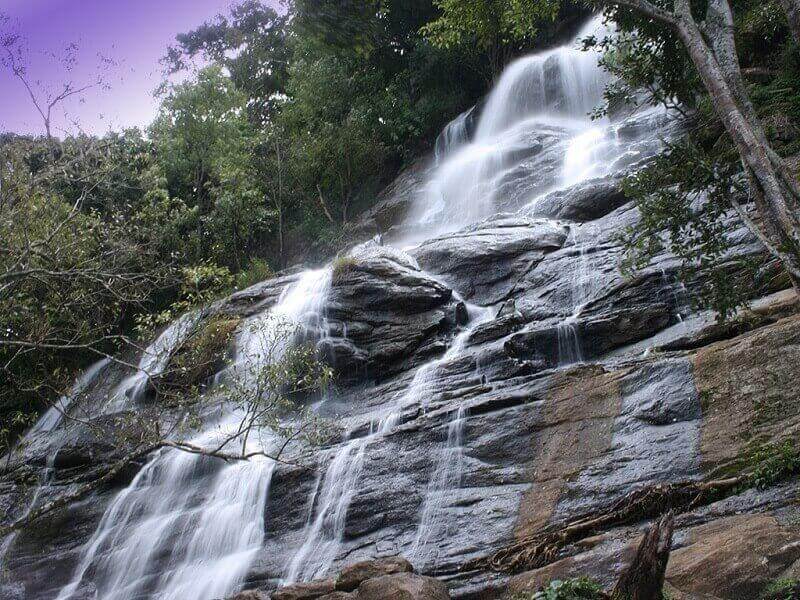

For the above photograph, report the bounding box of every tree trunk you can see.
[277,206,284,269]
[672,6,800,288]
[612,512,674,600]
[777,0,800,45]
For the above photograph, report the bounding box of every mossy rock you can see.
[157,315,241,394]
[331,255,358,283]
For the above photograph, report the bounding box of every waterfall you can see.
[285,303,491,582]
[32,15,672,597]
[408,405,468,568]
[57,269,333,600]
[404,16,613,238]
[105,311,202,413]
[27,358,110,436]
[557,223,602,366]
[434,109,472,163]
[284,436,368,583]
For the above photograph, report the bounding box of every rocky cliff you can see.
[2,16,799,600]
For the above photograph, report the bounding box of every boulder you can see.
[335,556,414,592]
[228,591,269,600]
[318,594,356,600]
[271,579,335,600]
[356,573,450,600]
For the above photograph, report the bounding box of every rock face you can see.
[335,557,414,592]
[1,67,798,600]
[358,574,450,600]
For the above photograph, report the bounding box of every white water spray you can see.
[405,16,613,238]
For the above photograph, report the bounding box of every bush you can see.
[519,578,606,600]
[159,315,242,394]
[761,578,800,600]
[331,255,359,283]
[748,440,800,490]
[235,258,274,290]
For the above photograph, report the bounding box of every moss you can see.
[331,255,358,283]
[761,578,800,600]
[160,315,241,394]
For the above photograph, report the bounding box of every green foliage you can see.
[620,135,764,320]
[235,258,274,291]
[423,0,559,51]
[518,578,606,600]
[0,133,172,450]
[761,578,800,600]
[747,439,800,490]
[331,255,359,283]
[608,0,800,320]
[135,263,234,339]
[163,0,290,123]
[216,318,333,452]
[160,315,241,395]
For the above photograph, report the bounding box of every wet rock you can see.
[335,556,414,592]
[533,177,628,222]
[454,302,469,326]
[318,593,356,600]
[413,217,567,304]
[325,246,458,383]
[356,573,450,600]
[356,157,432,234]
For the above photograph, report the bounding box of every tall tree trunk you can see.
[277,205,284,270]
[777,0,800,45]
[671,1,800,287]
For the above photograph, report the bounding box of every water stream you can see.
[57,270,333,600]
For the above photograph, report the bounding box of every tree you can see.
[1,13,112,143]
[421,0,560,78]
[163,0,291,124]
[0,134,171,450]
[596,0,800,296]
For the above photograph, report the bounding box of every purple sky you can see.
[2,0,271,136]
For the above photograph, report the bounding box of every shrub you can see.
[331,255,358,283]
[235,258,274,290]
[159,315,241,395]
[761,578,800,600]
[519,578,606,600]
[748,440,800,490]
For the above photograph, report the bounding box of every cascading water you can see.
[104,311,201,413]
[408,405,468,568]
[557,222,603,365]
[434,108,472,163]
[57,269,333,600]
[404,16,614,238]
[29,358,110,435]
[286,303,491,582]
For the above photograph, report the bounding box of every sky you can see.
[1,0,272,136]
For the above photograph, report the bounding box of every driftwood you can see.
[612,512,675,600]
[465,476,740,575]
